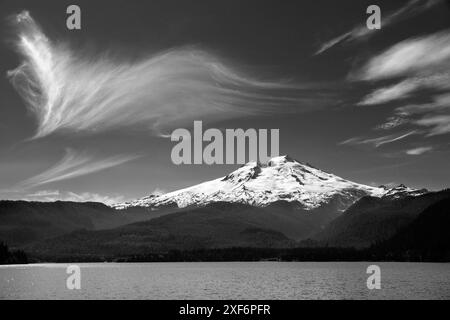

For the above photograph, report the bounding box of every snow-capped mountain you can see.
[380,184,428,200]
[113,155,427,211]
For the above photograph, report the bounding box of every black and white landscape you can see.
[1,155,449,262]
[0,0,449,300]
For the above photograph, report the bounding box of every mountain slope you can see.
[18,196,368,259]
[314,190,450,248]
[0,201,156,247]
[115,155,407,212]
[371,196,450,261]
[25,202,297,259]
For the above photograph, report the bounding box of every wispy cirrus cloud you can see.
[339,131,418,148]
[354,29,450,138]
[390,93,450,116]
[315,0,442,55]
[26,189,60,198]
[354,30,450,82]
[358,80,419,106]
[7,11,331,139]
[375,115,409,130]
[17,149,139,189]
[25,189,125,205]
[415,115,450,136]
[375,92,450,132]
[359,73,450,107]
[405,146,433,155]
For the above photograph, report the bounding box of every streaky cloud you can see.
[358,80,419,106]
[396,93,450,115]
[374,92,450,135]
[25,189,126,205]
[340,131,418,148]
[18,149,139,188]
[415,115,450,136]
[354,29,450,81]
[355,29,450,137]
[406,146,433,155]
[7,11,331,139]
[315,0,442,55]
[358,73,450,106]
[375,116,409,130]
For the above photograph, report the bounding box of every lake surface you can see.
[1,262,449,299]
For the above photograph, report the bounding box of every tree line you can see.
[0,242,28,264]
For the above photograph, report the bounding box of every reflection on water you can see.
[1,262,449,299]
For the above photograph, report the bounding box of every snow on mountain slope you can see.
[380,184,428,200]
[114,155,425,211]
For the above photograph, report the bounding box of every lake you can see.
[1,262,449,299]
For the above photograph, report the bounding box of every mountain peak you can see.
[114,154,429,211]
[114,155,388,211]
[267,155,296,166]
[382,184,428,199]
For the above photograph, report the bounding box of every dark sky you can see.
[0,0,449,203]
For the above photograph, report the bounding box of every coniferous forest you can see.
[0,242,28,264]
